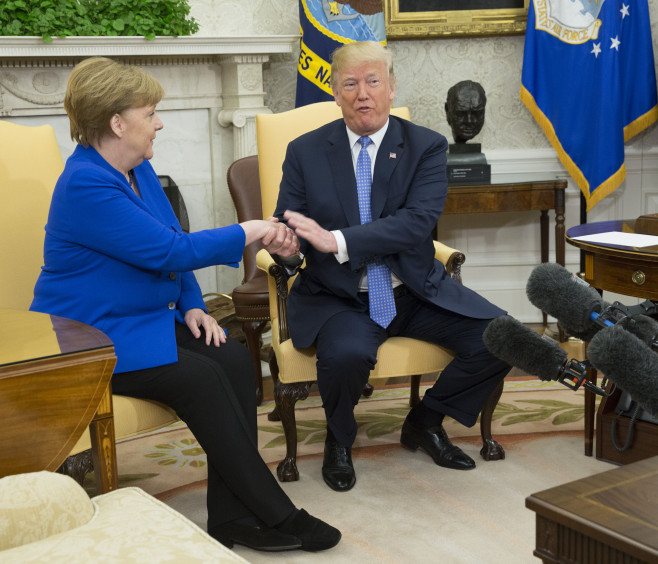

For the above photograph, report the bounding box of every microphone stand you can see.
[579,192,587,274]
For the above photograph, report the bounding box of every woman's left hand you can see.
[184,308,226,347]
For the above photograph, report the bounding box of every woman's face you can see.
[118,105,164,164]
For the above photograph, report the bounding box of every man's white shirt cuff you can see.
[332,230,349,263]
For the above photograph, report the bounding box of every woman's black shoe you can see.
[276,508,342,552]
[209,517,302,552]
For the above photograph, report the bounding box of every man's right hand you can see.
[283,210,338,254]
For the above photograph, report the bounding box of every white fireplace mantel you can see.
[0,35,299,60]
[0,35,299,296]
[0,35,300,156]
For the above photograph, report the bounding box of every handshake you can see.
[242,209,341,262]
[241,216,300,258]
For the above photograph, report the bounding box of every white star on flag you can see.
[591,43,601,58]
[610,36,620,51]
[620,4,630,19]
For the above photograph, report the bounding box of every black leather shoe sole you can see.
[210,523,302,552]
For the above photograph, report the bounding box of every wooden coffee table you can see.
[0,308,117,492]
[526,455,658,563]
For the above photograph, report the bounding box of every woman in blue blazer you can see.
[30,57,340,553]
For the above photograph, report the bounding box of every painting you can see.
[384,0,529,39]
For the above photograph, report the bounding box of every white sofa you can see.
[0,471,249,563]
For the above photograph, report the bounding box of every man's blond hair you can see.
[330,41,396,92]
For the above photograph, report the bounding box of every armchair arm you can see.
[255,247,276,273]
[257,243,466,345]
[434,241,465,284]
[256,249,293,342]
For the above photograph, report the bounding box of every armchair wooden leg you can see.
[479,379,505,461]
[88,385,118,493]
[242,319,268,405]
[268,352,281,422]
[57,450,94,487]
[409,374,421,407]
[274,381,311,482]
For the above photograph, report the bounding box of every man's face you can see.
[446,87,485,143]
[332,60,396,136]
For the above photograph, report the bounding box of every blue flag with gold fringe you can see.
[521,0,658,211]
[296,0,386,108]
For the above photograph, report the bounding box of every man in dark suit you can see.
[274,41,511,492]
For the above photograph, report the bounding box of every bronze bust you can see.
[445,80,486,144]
[444,80,490,183]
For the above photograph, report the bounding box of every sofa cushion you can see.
[0,471,94,551]
[0,472,248,563]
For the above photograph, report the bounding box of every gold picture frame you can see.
[384,0,529,40]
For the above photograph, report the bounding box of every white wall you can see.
[4,0,657,319]
[187,0,658,318]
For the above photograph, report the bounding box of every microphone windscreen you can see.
[526,263,604,341]
[619,314,658,350]
[483,316,566,381]
[588,326,658,417]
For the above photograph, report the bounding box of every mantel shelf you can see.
[0,35,299,59]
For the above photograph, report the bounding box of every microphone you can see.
[587,326,658,417]
[483,316,607,395]
[623,314,658,352]
[526,262,609,341]
[526,262,658,346]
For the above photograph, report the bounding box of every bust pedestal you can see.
[446,143,491,185]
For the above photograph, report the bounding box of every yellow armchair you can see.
[0,120,178,493]
[255,103,505,482]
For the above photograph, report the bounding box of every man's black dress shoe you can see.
[322,439,356,491]
[209,518,302,551]
[400,419,475,470]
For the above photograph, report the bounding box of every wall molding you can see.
[0,36,299,62]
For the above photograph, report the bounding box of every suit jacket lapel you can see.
[372,117,405,219]
[327,122,361,226]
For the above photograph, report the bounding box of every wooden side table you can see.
[444,176,568,265]
[526,455,658,563]
[0,308,117,492]
[567,219,658,464]
[444,176,567,326]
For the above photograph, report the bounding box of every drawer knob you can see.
[632,270,646,285]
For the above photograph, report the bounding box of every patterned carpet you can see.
[105,375,597,498]
[95,373,617,564]
[90,311,613,561]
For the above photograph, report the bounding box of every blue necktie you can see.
[356,136,396,328]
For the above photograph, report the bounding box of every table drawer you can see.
[585,253,658,300]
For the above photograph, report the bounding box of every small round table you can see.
[567,220,658,463]
[567,219,658,300]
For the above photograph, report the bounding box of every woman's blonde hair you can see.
[330,41,395,91]
[64,57,164,146]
